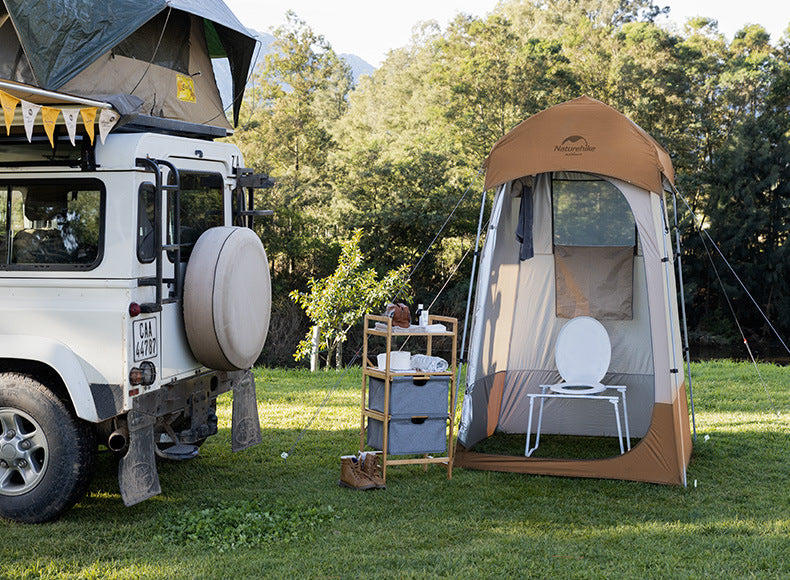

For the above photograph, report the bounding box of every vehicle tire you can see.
[183,227,271,371]
[0,373,97,524]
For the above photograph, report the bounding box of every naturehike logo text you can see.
[554,135,596,155]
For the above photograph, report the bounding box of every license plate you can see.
[133,318,158,362]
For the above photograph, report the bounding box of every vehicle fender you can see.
[0,335,100,422]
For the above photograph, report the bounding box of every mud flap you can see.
[119,409,162,506]
[231,370,262,451]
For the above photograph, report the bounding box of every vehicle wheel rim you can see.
[0,407,49,496]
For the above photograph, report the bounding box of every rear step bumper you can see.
[119,369,260,506]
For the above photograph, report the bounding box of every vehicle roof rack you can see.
[116,115,229,140]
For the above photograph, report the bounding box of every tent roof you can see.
[483,96,675,192]
[2,0,255,125]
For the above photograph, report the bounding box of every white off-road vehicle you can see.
[0,114,272,523]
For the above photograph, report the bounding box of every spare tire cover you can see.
[183,227,271,371]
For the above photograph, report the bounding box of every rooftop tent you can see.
[0,0,255,128]
[455,96,693,485]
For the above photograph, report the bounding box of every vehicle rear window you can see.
[137,182,157,263]
[0,179,104,269]
[167,171,223,261]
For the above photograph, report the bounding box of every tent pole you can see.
[0,80,113,109]
[659,194,689,487]
[672,188,697,443]
[455,186,488,410]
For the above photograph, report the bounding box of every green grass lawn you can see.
[2,361,790,579]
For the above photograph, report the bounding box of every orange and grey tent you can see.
[454,96,693,485]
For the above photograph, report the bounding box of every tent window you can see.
[552,174,636,320]
[553,176,636,247]
[114,11,191,75]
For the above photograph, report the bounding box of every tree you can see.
[692,52,790,341]
[229,1,790,364]
[430,14,577,160]
[328,24,485,315]
[290,230,411,369]
[496,0,668,39]
[229,12,353,290]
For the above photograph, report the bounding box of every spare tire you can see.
[183,227,271,371]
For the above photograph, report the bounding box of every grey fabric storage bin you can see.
[368,376,450,416]
[367,415,447,455]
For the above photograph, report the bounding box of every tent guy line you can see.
[673,186,786,419]
[280,168,485,460]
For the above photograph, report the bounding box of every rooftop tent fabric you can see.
[58,11,233,128]
[0,5,36,84]
[167,0,256,126]
[514,179,534,261]
[1,0,255,126]
[2,0,159,89]
[482,96,675,193]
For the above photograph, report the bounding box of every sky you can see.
[223,0,790,67]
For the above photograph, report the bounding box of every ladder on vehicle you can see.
[135,157,186,313]
[135,160,274,314]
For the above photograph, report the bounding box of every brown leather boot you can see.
[360,452,386,489]
[338,455,375,490]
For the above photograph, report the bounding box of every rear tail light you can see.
[129,302,142,317]
[129,360,156,387]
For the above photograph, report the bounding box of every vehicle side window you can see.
[0,180,104,270]
[167,171,223,261]
[137,182,156,263]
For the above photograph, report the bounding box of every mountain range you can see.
[215,31,375,108]
[251,31,376,83]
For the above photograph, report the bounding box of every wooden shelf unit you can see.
[359,313,458,482]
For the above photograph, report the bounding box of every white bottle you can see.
[419,306,429,327]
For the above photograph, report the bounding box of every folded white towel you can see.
[373,322,447,334]
[410,354,449,373]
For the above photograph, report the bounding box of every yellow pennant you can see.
[177,74,196,103]
[0,90,20,135]
[80,107,98,145]
[41,106,60,147]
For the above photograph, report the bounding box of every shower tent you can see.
[455,96,693,485]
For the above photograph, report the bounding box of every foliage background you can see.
[229,1,790,367]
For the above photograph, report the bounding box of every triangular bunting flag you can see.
[41,106,60,147]
[0,90,20,136]
[62,108,80,146]
[98,108,120,145]
[21,100,41,143]
[80,107,98,145]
